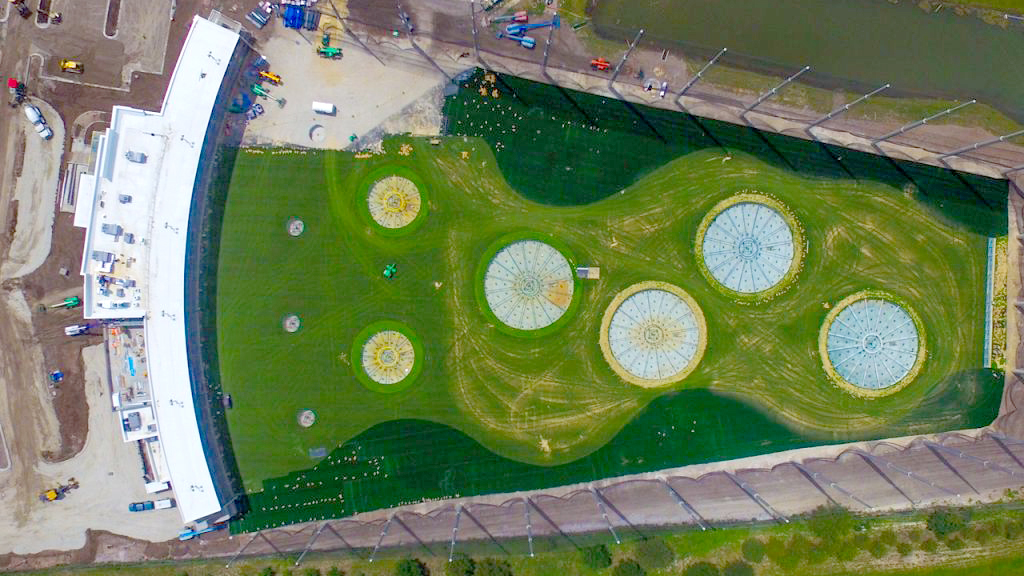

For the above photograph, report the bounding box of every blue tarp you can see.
[283,5,304,29]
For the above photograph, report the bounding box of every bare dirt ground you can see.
[241,33,451,150]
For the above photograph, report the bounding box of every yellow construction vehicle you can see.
[38,478,79,502]
[59,59,84,74]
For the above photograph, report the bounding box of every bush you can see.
[896,541,913,556]
[920,538,939,553]
[260,568,276,576]
[868,539,888,559]
[446,555,475,576]
[851,532,871,550]
[635,537,675,571]
[763,537,787,564]
[580,544,613,570]
[395,558,429,576]
[807,505,856,540]
[1005,521,1022,539]
[684,561,721,576]
[787,534,812,558]
[741,538,765,563]
[971,525,993,544]
[722,561,754,576]
[835,540,858,562]
[926,509,969,538]
[611,559,645,576]
[946,537,965,551]
[303,569,322,576]
[877,529,897,546]
[907,528,924,542]
[476,559,513,576]
[807,543,829,565]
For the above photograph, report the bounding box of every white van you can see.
[24,105,42,125]
[155,498,177,510]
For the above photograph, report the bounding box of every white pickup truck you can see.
[23,105,53,140]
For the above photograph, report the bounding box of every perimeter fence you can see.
[206,2,1024,563]
[334,0,1024,179]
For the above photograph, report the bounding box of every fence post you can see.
[871,100,976,147]
[675,47,727,106]
[807,83,889,131]
[740,66,810,120]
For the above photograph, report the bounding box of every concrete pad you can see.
[0,344,182,555]
[242,32,449,150]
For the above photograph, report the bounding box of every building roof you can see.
[74,16,240,523]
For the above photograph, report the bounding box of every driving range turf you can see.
[216,73,1006,531]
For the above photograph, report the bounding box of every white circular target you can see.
[483,240,574,332]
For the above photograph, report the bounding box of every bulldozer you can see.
[38,478,79,502]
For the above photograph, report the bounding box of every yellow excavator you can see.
[38,478,79,502]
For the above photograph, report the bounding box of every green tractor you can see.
[49,296,81,309]
[383,263,397,279]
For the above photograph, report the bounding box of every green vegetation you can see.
[218,73,1005,532]
[394,558,427,576]
[633,537,674,571]
[926,508,971,538]
[579,544,612,570]
[740,538,764,563]
[611,559,645,576]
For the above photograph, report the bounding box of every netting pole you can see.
[225,531,261,568]
[660,478,709,530]
[463,504,510,555]
[522,498,535,557]
[923,443,980,495]
[807,83,889,131]
[528,497,579,548]
[397,1,452,82]
[448,505,463,562]
[988,432,1024,471]
[740,66,810,119]
[1003,163,1024,176]
[591,488,621,544]
[791,461,874,510]
[854,449,961,500]
[871,100,976,147]
[724,472,789,524]
[470,1,480,63]
[675,47,726,106]
[368,516,393,563]
[394,514,435,557]
[937,129,1024,163]
[609,28,644,90]
[295,523,328,566]
[324,521,361,558]
[541,15,556,77]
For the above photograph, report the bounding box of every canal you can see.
[593,0,1024,123]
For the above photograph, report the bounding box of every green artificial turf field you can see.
[218,137,999,497]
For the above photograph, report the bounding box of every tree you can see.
[806,505,855,540]
[395,558,429,576]
[867,539,888,559]
[920,538,939,553]
[475,558,512,576]
[634,537,675,571]
[610,559,645,576]
[326,568,344,576]
[741,538,765,563]
[580,544,613,570]
[445,554,476,576]
[926,508,969,538]
[684,561,721,576]
[896,541,913,556]
[260,568,276,576]
[722,561,754,576]
[303,569,322,576]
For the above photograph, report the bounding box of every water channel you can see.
[593,0,1024,123]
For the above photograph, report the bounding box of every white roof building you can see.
[75,15,242,524]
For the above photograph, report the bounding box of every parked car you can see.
[128,500,155,512]
[59,59,84,74]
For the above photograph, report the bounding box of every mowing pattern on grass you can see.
[821,291,925,397]
[599,281,707,387]
[218,73,1007,531]
[482,239,575,332]
[696,193,803,301]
